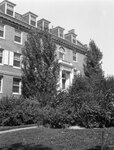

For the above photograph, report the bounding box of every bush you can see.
[0,96,43,126]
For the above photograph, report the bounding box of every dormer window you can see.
[0,0,16,17]
[37,19,50,30]
[30,15,36,27]
[22,12,38,27]
[6,3,14,16]
[65,29,77,44]
[50,26,64,38]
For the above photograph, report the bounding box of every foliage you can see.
[21,29,60,102]
[0,96,43,126]
[66,40,114,128]
[84,40,103,78]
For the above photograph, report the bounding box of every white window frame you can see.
[14,29,22,44]
[73,50,77,62]
[0,76,3,93]
[0,24,5,39]
[12,78,21,95]
[13,52,21,69]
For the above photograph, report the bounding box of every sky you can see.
[9,0,114,76]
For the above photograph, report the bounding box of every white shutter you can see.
[3,50,8,65]
[9,51,14,66]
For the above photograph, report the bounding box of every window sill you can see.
[73,60,78,63]
[13,92,21,95]
[0,63,3,66]
[13,66,21,69]
[14,41,22,45]
[0,36,5,39]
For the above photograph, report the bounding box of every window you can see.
[59,47,65,60]
[6,4,14,16]
[61,70,70,89]
[0,24,4,38]
[73,50,77,61]
[72,35,76,44]
[74,69,77,78]
[13,52,21,68]
[0,76,3,93]
[30,15,36,27]
[14,29,21,43]
[13,78,21,94]
[62,71,66,89]
[73,39,76,44]
[59,52,64,60]
[44,22,49,30]
[59,29,63,38]
[0,49,3,64]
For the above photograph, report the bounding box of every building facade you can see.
[0,0,87,98]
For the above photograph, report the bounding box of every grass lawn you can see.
[0,126,114,150]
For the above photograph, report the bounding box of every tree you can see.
[21,29,60,103]
[84,40,103,78]
[84,40,105,93]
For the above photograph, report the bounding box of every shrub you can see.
[0,96,44,126]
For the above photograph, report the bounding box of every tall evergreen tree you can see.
[84,40,105,93]
[84,40,103,78]
[21,29,60,100]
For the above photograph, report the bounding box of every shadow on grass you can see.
[86,145,114,150]
[0,143,53,150]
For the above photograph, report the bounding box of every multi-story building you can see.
[0,0,87,98]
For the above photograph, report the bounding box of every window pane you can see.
[30,20,36,26]
[7,9,13,16]
[0,24,4,37]
[14,53,20,60]
[14,60,20,67]
[62,79,65,89]
[0,31,3,37]
[14,53,21,67]
[73,56,76,61]
[7,4,13,10]
[0,78,1,87]
[13,78,20,93]
[0,50,3,63]
[14,36,21,43]
[13,79,19,85]
[73,39,76,44]
[13,86,19,93]
[59,52,63,60]
[14,29,21,43]
[0,24,4,31]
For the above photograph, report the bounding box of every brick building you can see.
[0,0,87,98]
